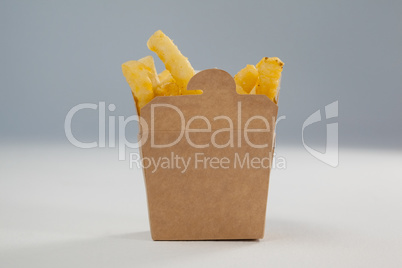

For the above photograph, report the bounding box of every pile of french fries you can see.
[122,30,284,115]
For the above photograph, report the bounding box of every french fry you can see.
[122,30,285,115]
[255,57,284,103]
[158,69,171,83]
[138,56,159,88]
[122,60,155,114]
[155,82,180,96]
[236,84,248,95]
[158,69,175,84]
[234,64,259,93]
[155,69,180,96]
[147,30,201,95]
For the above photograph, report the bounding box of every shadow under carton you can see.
[138,69,278,240]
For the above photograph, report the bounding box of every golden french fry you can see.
[155,69,180,96]
[122,60,155,114]
[249,86,257,95]
[255,57,284,103]
[155,82,180,96]
[147,30,201,95]
[158,69,175,85]
[236,84,248,95]
[123,30,285,115]
[234,64,259,93]
[138,56,159,88]
[158,69,171,83]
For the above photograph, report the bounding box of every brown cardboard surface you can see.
[139,69,278,240]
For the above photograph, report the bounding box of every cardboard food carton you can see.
[138,69,278,240]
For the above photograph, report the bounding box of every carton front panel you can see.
[141,130,274,240]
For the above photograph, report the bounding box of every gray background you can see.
[1,0,401,149]
[1,1,402,266]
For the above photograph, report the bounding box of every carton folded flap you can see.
[140,69,277,132]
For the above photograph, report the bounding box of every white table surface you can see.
[1,143,401,267]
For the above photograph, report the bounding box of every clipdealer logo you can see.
[64,102,284,152]
[302,101,339,167]
[64,102,279,158]
[64,100,339,169]
[64,102,146,160]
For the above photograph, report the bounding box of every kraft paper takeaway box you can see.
[138,69,278,240]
